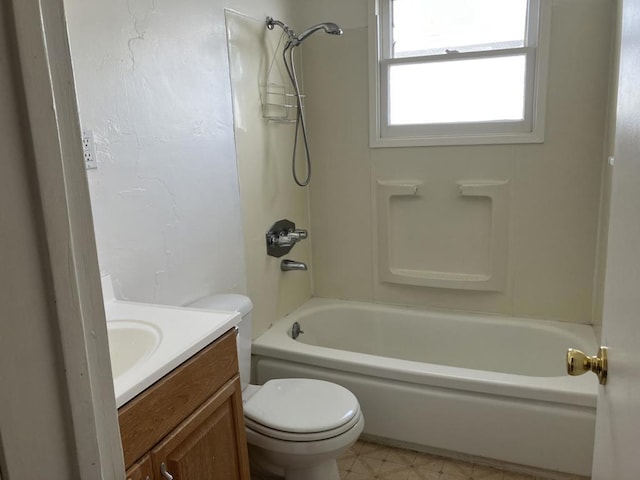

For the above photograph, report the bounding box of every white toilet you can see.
[189,294,364,480]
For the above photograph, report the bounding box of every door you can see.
[126,455,154,480]
[591,0,640,478]
[151,378,251,480]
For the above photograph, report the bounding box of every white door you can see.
[590,0,640,478]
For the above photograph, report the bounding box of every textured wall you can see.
[65,0,292,306]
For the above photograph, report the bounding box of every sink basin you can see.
[107,320,161,378]
[101,275,241,407]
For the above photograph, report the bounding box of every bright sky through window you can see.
[389,55,527,125]
[392,0,528,57]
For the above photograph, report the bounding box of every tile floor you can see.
[337,440,583,480]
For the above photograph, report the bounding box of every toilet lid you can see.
[243,379,360,434]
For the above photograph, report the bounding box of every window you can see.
[369,0,550,146]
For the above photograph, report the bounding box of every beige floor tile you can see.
[378,459,412,480]
[386,446,418,466]
[413,452,444,472]
[442,458,474,476]
[338,439,576,480]
[355,440,391,460]
[351,455,385,475]
[472,463,505,479]
[345,472,377,480]
[379,470,412,480]
[441,473,471,480]
[338,454,357,471]
[343,444,359,457]
[407,465,443,480]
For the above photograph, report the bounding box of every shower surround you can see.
[300,0,613,328]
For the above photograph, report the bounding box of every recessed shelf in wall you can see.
[375,179,510,292]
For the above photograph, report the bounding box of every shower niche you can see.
[375,178,510,292]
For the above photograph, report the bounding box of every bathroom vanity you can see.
[119,328,250,479]
[101,277,250,479]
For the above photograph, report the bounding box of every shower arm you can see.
[266,17,343,47]
[266,17,298,45]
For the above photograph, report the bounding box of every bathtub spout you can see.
[281,259,307,271]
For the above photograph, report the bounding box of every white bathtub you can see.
[252,298,598,477]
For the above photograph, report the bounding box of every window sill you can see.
[369,130,545,148]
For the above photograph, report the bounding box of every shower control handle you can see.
[566,346,608,385]
[266,220,308,257]
[272,229,307,246]
[289,229,308,241]
[271,232,295,248]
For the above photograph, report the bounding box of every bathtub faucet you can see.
[281,259,307,272]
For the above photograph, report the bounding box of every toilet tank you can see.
[188,294,252,390]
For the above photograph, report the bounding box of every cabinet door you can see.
[126,454,154,480]
[119,330,239,469]
[151,376,250,480]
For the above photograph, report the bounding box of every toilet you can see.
[189,294,364,480]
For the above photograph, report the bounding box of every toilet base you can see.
[245,412,364,480]
[249,444,342,480]
[250,455,339,480]
[285,459,340,480]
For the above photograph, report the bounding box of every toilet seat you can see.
[243,378,360,441]
[245,408,361,442]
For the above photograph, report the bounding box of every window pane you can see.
[392,0,528,58]
[388,55,527,125]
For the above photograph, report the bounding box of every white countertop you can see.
[104,294,240,407]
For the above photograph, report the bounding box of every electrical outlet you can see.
[81,130,97,170]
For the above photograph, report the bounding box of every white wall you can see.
[592,0,622,336]
[65,0,294,306]
[299,0,614,323]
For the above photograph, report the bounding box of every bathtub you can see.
[251,298,598,477]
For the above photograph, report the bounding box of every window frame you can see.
[369,0,551,147]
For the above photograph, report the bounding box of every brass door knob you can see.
[566,346,608,385]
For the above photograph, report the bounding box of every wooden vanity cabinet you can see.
[119,329,250,480]
[126,455,153,480]
[151,377,248,479]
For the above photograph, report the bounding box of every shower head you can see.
[266,17,343,47]
[296,22,343,43]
